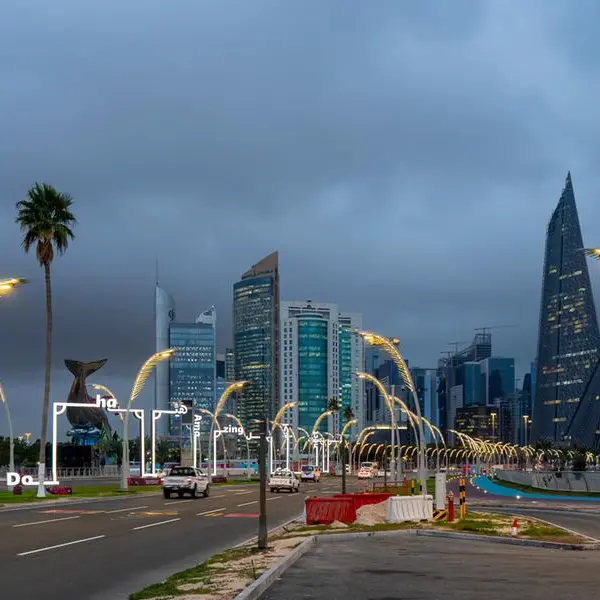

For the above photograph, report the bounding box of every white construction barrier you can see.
[385,495,434,523]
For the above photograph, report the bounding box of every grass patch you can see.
[520,525,569,538]
[491,478,600,498]
[0,485,162,504]
[129,546,253,599]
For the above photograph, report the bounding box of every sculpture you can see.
[65,358,112,437]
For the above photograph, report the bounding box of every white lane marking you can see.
[234,491,252,496]
[510,512,600,543]
[213,494,226,499]
[197,507,227,516]
[106,505,149,514]
[13,516,81,528]
[17,535,105,556]
[237,500,258,507]
[164,499,193,505]
[133,518,181,531]
[267,497,282,501]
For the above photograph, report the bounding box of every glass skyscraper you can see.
[532,173,600,444]
[280,301,364,439]
[233,252,280,434]
[168,318,216,437]
[155,285,176,436]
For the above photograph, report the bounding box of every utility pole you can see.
[258,418,268,549]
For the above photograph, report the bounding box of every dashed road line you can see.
[237,500,258,507]
[197,507,227,516]
[18,535,105,556]
[132,518,181,531]
[13,516,81,528]
[106,505,149,514]
[164,499,193,505]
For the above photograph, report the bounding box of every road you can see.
[0,477,357,600]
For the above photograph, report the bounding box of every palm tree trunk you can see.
[37,261,52,497]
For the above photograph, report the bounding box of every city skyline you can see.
[3,2,600,436]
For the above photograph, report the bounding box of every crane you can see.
[474,325,517,335]
[448,341,471,353]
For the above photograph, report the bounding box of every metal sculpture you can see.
[65,359,112,435]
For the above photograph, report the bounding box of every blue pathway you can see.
[473,475,600,502]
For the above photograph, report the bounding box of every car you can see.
[300,465,321,483]
[357,466,374,480]
[269,468,300,493]
[162,466,210,499]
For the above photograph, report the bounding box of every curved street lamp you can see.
[121,349,175,490]
[0,380,14,484]
[352,331,427,496]
[0,278,29,296]
[357,372,399,481]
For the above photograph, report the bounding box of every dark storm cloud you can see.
[2,0,600,434]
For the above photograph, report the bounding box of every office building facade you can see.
[155,285,176,436]
[533,173,600,444]
[168,308,216,437]
[279,301,364,439]
[233,252,280,434]
[480,357,515,406]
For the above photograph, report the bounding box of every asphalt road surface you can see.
[261,534,600,600]
[0,477,358,600]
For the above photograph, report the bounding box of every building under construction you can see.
[437,332,492,440]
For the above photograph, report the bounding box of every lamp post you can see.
[0,381,15,485]
[353,332,427,496]
[0,278,29,297]
[357,372,397,481]
[121,349,174,491]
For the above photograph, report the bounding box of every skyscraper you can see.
[532,173,600,444]
[279,301,364,438]
[168,307,216,438]
[233,252,280,434]
[155,285,176,436]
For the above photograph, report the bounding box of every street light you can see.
[357,372,398,481]
[0,380,15,484]
[121,349,175,490]
[0,278,29,296]
[352,331,427,496]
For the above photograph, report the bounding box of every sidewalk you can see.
[259,534,598,599]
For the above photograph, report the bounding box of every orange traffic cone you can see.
[511,518,518,536]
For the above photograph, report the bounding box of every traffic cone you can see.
[511,518,518,536]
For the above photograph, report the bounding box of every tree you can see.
[16,183,76,497]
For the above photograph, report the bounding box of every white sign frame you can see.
[150,403,188,476]
[52,395,145,485]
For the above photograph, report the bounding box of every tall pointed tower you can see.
[532,173,600,444]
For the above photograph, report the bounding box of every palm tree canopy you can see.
[342,406,354,422]
[15,183,76,266]
[327,398,341,413]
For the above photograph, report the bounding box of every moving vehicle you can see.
[269,468,300,493]
[357,466,375,480]
[162,466,210,499]
[300,465,321,483]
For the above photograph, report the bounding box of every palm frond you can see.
[15,182,76,266]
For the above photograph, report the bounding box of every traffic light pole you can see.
[258,418,268,550]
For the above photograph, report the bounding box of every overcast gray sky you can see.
[2,0,600,438]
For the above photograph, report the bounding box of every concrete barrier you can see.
[495,469,600,492]
[386,495,433,523]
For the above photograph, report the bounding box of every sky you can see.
[2,0,600,438]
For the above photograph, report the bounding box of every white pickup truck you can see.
[162,466,210,499]
[269,468,299,493]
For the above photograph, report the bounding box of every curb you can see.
[416,529,600,550]
[234,536,316,600]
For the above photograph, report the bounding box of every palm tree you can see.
[16,183,76,497]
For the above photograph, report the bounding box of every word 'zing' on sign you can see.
[222,424,244,435]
